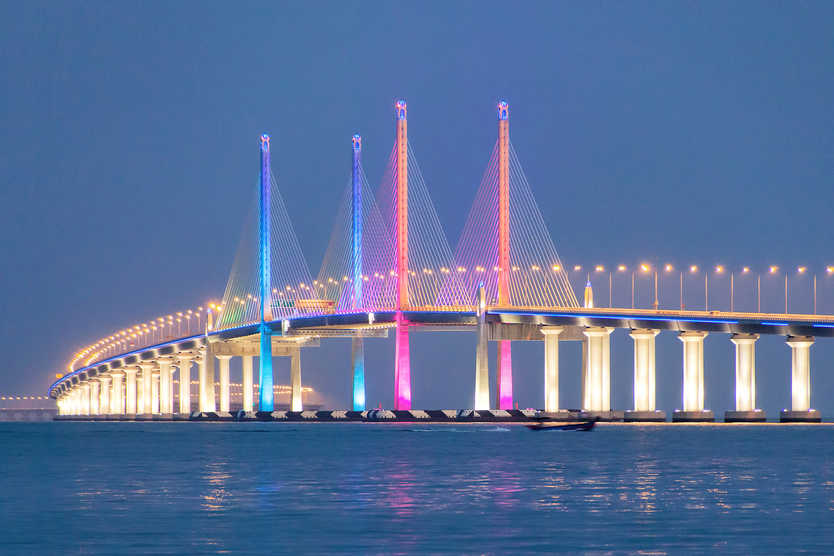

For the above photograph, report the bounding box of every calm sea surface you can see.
[2,422,834,554]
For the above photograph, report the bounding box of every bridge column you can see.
[110,371,124,415]
[199,347,217,414]
[136,373,144,414]
[158,359,173,415]
[242,355,254,413]
[673,331,714,422]
[89,380,100,416]
[259,327,274,413]
[137,363,154,417]
[77,388,85,415]
[217,355,232,415]
[625,329,664,422]
[151,369,160,414]
[291,346,302,412]
[352,338,365,411]
[781,336,820,422]
[542,327,563,413]
[726,334,765,422]
[70,389,77,415]
[474,284,490,410]
[497,341,513,410]
[99,375,111,417]
[177,355,193,415]
[582,327,614,416]
[124,367,138,416]
[83,386,90,415]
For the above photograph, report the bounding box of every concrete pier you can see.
[99,375,111,416]
[138,363,154,418]
[582,327,614,419]
[158,359,173,415]
[474,289,490,411]
[177,354,193,415]
[781,336,821,422]
[110,371,124,415]
[542,326,563,413]
[242,355,254,413]
[217,354,232,416]
[199,348,217,414]
[124,367,138,417]
[725,334,765,422]
[673,331,714,422]
[625,328,665,422]
[291,346,302,412]
[89,380,100,415]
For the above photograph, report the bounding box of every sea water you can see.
[2,422,833,554]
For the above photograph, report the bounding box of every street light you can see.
[662,263,675,310]
[612,265,626,309]
[637,263,658,310]
[593,265,609,307]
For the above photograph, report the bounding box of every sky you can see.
[1,2,833,414]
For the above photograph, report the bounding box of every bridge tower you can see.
[496,100,513,410]
[351,134,366,411]
[258,134,274,413]
[394,100,411,410]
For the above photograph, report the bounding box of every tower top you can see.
[396,100,407,120]
[352,134,361,151]
[498,100,509,120]
[260,134,270,151]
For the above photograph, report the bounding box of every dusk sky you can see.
[2,2,833,413]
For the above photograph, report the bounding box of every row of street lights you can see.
[567,264,834,315]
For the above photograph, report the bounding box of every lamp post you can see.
[593,265,606,308]
[615,264,626,309]
[712,265,726,312]
[638,263,654,310]
[572,264,582,299]
[662,264,674,311]
[684,265,699,311]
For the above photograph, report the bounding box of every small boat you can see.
[526,419,596,432]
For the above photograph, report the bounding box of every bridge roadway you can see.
[50,306,832,423]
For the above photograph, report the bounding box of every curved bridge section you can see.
[50,100,833,423]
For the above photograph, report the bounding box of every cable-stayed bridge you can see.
[51,100,834,423]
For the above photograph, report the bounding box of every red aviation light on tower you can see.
[352,134,361,151]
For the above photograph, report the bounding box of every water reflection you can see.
[201,461,231,512]
[5,423,834,554]
[632,457,659,513]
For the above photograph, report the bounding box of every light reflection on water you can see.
[2,423,834,554]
